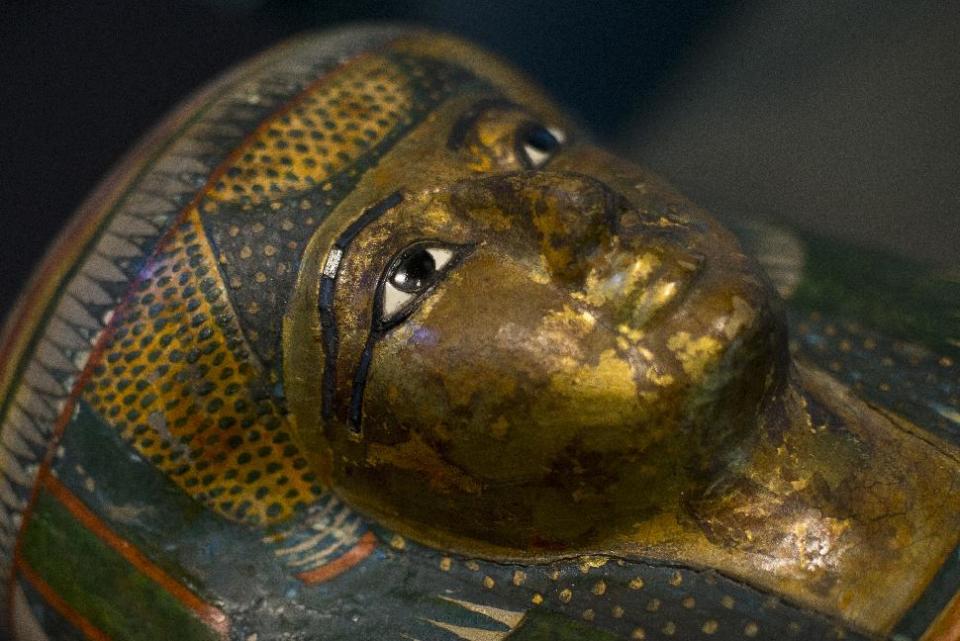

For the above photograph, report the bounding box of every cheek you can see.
[366,263,560,405]
[358,261,573,470]
[360,265,681,482]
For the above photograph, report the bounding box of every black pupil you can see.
[391,248,436,291]
[525,125,559,152]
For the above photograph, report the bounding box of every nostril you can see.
[614,208,699,255]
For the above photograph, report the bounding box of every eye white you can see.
[522,127,565,169]
[523,143,551,168]
[382,284,415,319]
[427,247,454,270]
[380,246,457,321]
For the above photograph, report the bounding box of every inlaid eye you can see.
[520,124,565,168]
[378,242,464,328]
[389,247,452,292]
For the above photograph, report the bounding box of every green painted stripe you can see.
[17,576,88,641]
[54,401,281,598]
[57,400,217,565]
[20,490,219,641]
[788,231,960,359]
[508,610,622,641]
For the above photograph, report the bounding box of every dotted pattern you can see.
[790,310,959,443]
[16,31,920,641]
[197,53,478,370]
[409,547,865,641]
[209,54,413,203]
[82,210,323,526]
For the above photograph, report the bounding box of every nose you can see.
[513,172,622,285]
[458,170,691,285]
[509,171,628,232]
[482,171,704,329]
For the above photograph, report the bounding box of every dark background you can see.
[0,0,957,316]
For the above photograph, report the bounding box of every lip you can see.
[627,251,704,329]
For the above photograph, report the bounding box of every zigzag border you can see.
[0,26,408,631]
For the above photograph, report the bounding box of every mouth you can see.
[603,182,705,298]
[624,250,704,329]
[562,182,707,333]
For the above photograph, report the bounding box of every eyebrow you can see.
[317,190,404,424]
[446,98,523,151]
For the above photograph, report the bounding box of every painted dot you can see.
[559,589,573,604]
[482,576,495,589]
[389,534,405,550]
[662,621,676,636]
[702,620,718,635]
[645,598,660,612]
[582,609,595,622]
[629,577,645,590]
[239,246,253,259]
[744,622,759,637]
[592,580,607,596]
[465,561,480,572]
[631,628,646,640]
[512,570,526,586]
[612,606,624,619]
[439,557,451,572]
[669,571,683,586]
[720,595,735,609]
[682,596,696,609]
[531,593,543,606]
